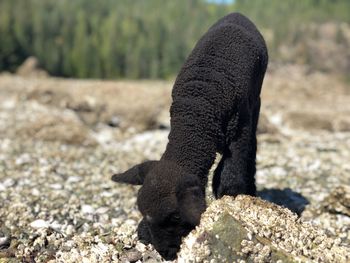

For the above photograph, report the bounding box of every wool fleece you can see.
[112,12,268,260]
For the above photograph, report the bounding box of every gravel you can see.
[0,69,349,262]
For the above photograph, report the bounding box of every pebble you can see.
[81,205,95,214]
[31,188,41,196]
[121,249,142,262]
[0,236,11,249]
[67,176,82,183]
[0,179,14,193]
[143,251,162,263]
[96,207,109,214]
[0,70,350,262]
[15,154,31,165]
[30,219,50,229]
[50,183,63,190]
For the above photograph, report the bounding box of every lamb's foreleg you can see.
[213,99,260,198]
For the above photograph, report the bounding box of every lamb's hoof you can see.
[215,184,256,199]
[137,218,151,244]
[214,185,236,199]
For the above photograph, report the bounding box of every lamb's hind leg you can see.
[213,99,260,198]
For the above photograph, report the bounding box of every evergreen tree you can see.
[0,0,349,79]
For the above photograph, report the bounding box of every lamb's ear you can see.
[176,175,206,226]
[111,160,158,185]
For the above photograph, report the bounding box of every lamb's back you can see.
[172,13,267,114]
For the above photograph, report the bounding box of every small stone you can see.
[143,251,161,262]
[30,219,50,229]
[121,249,142,263]
[135,242,147,253]
[81,204,95,214]
[96,207,109,214]
[0,236,11,249]
[65,225,74,236]
[2,178,15,187]
[108,116,121,127]
[50,183,62,190]
[67,176,82,183]
[15,154,31,165]
[31,188,40,196]
[50,221,62,231]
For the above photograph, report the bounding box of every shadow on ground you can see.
[258,188,309,215]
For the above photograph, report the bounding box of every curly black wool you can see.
[112,13,268,260]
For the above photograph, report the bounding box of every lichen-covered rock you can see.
[178,195,350,263]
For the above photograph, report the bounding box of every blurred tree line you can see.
[0,0,229,78]
[0,0,349,79]
[235,0,350,58]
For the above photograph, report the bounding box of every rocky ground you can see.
[0,64,350,262]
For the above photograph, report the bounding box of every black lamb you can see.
[112,12,268,260]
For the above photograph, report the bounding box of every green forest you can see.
[0,0,349,79]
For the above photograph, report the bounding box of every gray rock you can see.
[120,248,142,262]
[321,186,350,217]
[178,195,350,262]
[142,250,163,263]
[0,226,11,250]
[0,70,350,262]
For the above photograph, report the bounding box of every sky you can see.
[206,0,234,4]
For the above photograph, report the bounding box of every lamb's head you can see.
[112,160,206,260]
